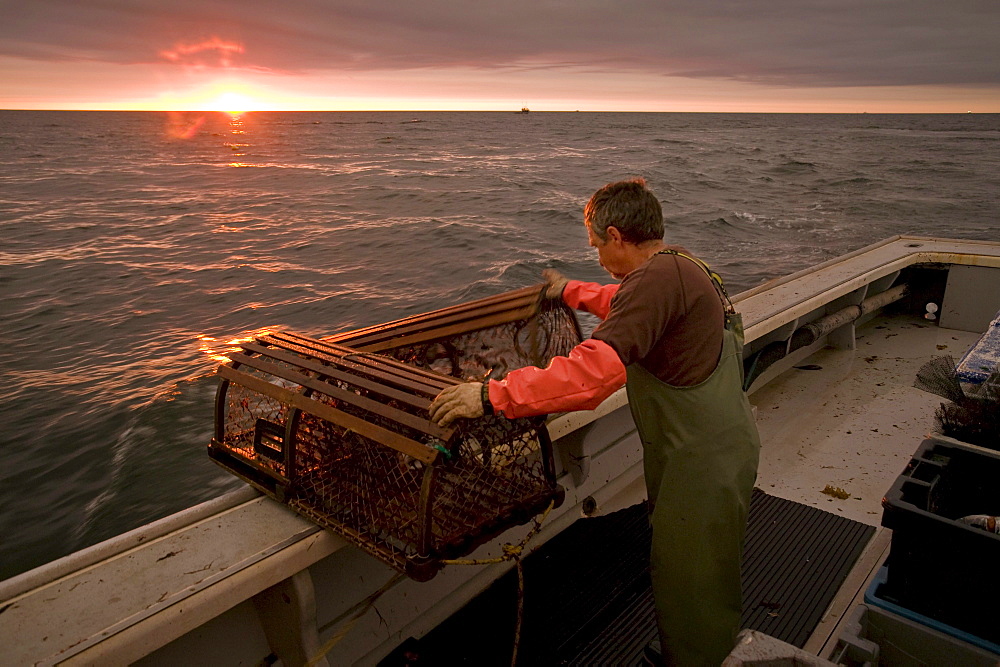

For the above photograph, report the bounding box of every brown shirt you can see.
[592,246,725,386]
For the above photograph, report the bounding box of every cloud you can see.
[1,0,998,88]
[159,37,244,67]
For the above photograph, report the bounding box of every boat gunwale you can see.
[0,486,262,602]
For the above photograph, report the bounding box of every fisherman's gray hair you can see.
[584,178,664,244]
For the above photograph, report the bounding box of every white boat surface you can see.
[2,235,999,666]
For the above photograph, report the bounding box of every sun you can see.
[177,81,271,114]
[133,79,301,112]
[205,90,258,115]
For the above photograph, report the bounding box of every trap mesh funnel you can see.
[209,286,578,580]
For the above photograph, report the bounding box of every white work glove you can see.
[429,382,486,427]
[542,268,569,300]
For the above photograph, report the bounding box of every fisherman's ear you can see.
[606,226,624,245]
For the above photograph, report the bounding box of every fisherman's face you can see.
[586,222,630,280]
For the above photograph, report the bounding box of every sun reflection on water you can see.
[198,328,274,364]
[163,105,262,168]
[225,114,252,167]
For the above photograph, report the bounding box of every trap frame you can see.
[210,286,579,579]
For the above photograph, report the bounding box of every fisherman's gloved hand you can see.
[542,269,569,300]
[429,382,487,427]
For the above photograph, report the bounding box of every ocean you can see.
[1,110,997,580]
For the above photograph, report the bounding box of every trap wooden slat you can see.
[216,364,440,465]
[324,285,544,351]
[226,352,452,442]
[325,285,541,343]
[238,341,449,409]
[249,338,455,397]
[345,351,460,388]
[259,332,457,389]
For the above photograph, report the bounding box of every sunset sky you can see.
[2,0,998,113]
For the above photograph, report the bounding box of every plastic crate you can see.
[878,437,1000,645]
[830,602,998,665]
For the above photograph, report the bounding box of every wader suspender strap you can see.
[656,249,736,315]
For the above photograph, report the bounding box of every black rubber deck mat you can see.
[380,489,875,666]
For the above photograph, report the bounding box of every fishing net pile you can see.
[914,355,1000,450]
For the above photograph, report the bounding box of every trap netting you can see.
[326,284,583,380]
[914,355,1000,451]
[210,286,579,580]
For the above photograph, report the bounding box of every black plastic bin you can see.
[879,436,1000,645]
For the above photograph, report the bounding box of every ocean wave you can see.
[768,160,819,174]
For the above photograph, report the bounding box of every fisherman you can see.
[428,178,761,666]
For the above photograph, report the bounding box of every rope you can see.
[440,499,554,567]
[440,499,556,667]
[307,572,405,666]
[305,500,554,666]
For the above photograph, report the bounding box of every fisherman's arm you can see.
[484,271,657,420]
[543,268,618,319]
[428,339,626,425]
[428,272,631,426]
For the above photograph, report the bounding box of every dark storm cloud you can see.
[2,0,998,87]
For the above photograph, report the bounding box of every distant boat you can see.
[520,107,530,113]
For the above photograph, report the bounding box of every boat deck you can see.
[751,313,979,657]
[753,314,979,526]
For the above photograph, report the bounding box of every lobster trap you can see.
[209,286,577,580]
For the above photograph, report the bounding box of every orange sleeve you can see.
[562,280,619,320]
[487,338,627,418]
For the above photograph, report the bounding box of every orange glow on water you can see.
[165,112,206,139]
[163,92,258,144]
[198,329,274,364]
[225,114,251,166]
